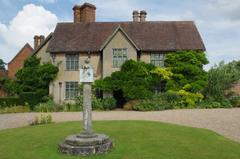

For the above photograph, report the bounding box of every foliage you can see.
[229,95,240,107]
[0,97,25,108]
[176,90,204,107]
[165,51,208,93]
[95,60,171,100]
[123,100,140,110]
[102,97,117,110]
[0,77,18,96]
[0,59,5,70]
[197,100,222,109]
[0,106,30,114]
[15,56,58,103]
[19,92,45,110]
[30,114,52,125]
[205,61,240,101]
[133,94,174,111]
[92,97,117,110]
[150,67,173,80]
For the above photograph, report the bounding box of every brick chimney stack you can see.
[73,5,81,23]
[140,10,147,22]
[132,10,140,22]
[73,3,96,23]
[34,35,45,50]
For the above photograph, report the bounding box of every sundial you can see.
[59,58,113,156]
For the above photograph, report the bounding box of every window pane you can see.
[66,54,79,70]
[150,53,164,67]
[65,82,78,99]
[112,48,128,68]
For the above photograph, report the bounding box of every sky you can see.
[0,0,240,70]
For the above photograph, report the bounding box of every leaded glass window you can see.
[113,48,128,68]
[150,53,165,67]
[66,54,79,70]
[65,82,78,100]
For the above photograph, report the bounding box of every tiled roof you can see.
[47,21,205,53]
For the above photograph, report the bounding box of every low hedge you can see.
[0,97,25,108]
[19,92,44,110]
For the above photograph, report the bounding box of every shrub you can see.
[229,95,240,107]
[30,113,52,125]
[102,97,117,110]
[159,91,181,104]
[92,97,104,110]
[123,100,140,110]
[19,92,43,110]
[0,97,25,108]
[133,99,172,111]
[165,51,208,93]
[197,100,221,109]
[92,97,117,111]
[35,99,57,112]
[220,99,232,108]
[0,106,30,114]
[205,61,240,101]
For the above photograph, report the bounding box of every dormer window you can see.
[150,53,164,67]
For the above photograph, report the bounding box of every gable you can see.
[8,43,33,64]
[100,26,139,51]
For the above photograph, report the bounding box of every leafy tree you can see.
[0,77,18,96]
[15,56,59,99]
[205,61,240,100]
[94,60,172,100]
[0,59,6,70]
[164,50,209,93]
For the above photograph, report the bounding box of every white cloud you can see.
[0,4,57,63]
[39,0,57,3]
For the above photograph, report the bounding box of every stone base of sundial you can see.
[59,133,113,156]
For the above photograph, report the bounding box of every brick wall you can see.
[8,44,33,78]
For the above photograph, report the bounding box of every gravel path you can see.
[0,108,240,142]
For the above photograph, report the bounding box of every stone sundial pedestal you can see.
[59,58,113,156]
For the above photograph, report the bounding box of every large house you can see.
[34,2,205,104]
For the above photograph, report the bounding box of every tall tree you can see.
[0,59,6,70]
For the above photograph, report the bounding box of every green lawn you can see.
[0,121,240,159]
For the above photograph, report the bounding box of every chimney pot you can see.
[140,10,147,22]
[132,10,140,22]
[34,35,45,50]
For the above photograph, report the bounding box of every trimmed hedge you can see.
[0,97,25,108]
[19,92,44,110]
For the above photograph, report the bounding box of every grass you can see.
[0,121,240,159]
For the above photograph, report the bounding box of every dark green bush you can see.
[133,94,174,111]
[92,97,117,111]
[220,99,232,108]
[0,97,25,108]
[159,91,181,104]
[20,92,43,110]
[229,96,240,107]
[197,100,221,108]
[133,99,173,111]
[102,97,117,110]
[92,97,103,110]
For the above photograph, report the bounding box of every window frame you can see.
[112,48,128,68]
[65,81,79,100]
[65,54,79,71]
[150,53,165,67]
